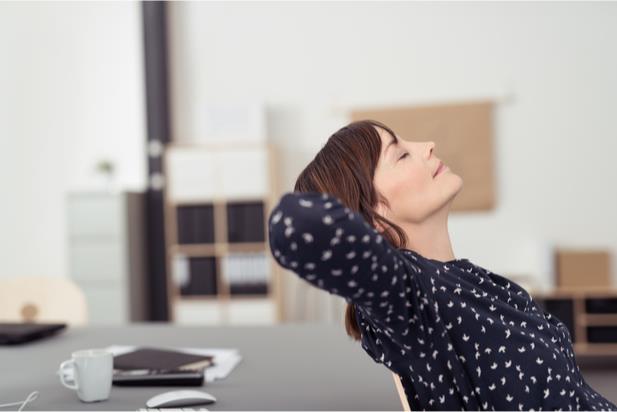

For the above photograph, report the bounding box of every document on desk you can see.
[59,345,242,384]
[58,345,242,383]
[105,346,242,383]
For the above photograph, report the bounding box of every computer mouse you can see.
[146,389,217,408]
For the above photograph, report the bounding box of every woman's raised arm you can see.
[268,191,426,327]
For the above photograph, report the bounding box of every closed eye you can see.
[398,152,409,161]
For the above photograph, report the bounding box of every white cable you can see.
[0,391,39,411]
[18,392,38,412]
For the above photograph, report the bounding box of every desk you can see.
[1,323,401,411]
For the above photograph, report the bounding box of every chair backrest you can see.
[392,372,411,411]
[0,276,87,326]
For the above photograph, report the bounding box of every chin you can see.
[453,177,464,196]
[445,176,464,203]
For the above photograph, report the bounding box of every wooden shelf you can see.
[171,243,267,256]
[162,143,284,325]
[170,196,270,205]
[227,242,267,252]
[171,244,217,256]
[178,295,221,301]
[580,314,617,326]
[533,288,617,298]
[573,343,617,356]
[226,294,273,300]
[531,289,617,357]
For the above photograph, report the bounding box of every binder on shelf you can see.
[226,201,265,243]
[222,252,270,295]
[173,256,218,296]
[176,204,215,244]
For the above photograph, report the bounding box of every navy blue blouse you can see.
[268,191,617,411]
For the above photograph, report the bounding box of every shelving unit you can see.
[162,142,283,325]
[531,289,617,356]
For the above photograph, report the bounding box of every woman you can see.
[268,119,616,411]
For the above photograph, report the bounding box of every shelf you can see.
[532,288,617,298]
[178,294,273,302]
[573,343,617,356]
[170,196,268,205]
[171,244,217,256]
[580,314,617,326]
[163,143,283,325]
[532,290,617,356]
[227,242,267,252]
[171,242,266,256]
[178,295,221,301]
[226,294,273,300]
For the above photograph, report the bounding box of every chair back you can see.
[0,276,87,325]
[392,372,411,411]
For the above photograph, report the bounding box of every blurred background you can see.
[1,1,616,384]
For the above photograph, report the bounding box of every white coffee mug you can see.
[58,349,113,402]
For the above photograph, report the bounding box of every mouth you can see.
[433,161,446,178]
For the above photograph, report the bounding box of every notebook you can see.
[113,347,215,371]
[0,322,66,345]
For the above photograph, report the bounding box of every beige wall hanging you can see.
[352,100,496,211]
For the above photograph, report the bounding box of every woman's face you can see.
[373,127,464,224]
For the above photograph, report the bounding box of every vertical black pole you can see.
[142,1,171,321]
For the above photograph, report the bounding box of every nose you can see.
[427,141,435,159]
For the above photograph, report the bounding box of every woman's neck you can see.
[400,210,455,263]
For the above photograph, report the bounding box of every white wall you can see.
[1,1,616,321]
[168,1,617,305]
[0,2,146,278]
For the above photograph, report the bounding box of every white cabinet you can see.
[166,145,270,202]
[66,191,147,324]
[173,299,277,325]
[174,300,224,325]
[227,300,276,325]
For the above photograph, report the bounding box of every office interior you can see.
[1,1,617,410]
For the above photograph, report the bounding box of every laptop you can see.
[0,322,67,345]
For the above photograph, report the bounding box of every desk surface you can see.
[1,323,401,411]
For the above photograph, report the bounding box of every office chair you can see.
[392,372,412,411]
[0,276,87,325]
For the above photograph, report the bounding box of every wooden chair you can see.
[0,276,87,325]
[393,372,412,411]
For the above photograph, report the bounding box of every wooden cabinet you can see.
[532,289,617,356]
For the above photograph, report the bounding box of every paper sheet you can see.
[58,345,242,384]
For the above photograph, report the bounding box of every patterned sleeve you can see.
[268,191,419,324]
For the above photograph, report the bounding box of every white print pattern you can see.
[269,192,617,411]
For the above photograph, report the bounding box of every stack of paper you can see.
[58,345,242,384]
[105,346,242,383]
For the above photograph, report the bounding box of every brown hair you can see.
[293,119,408,341]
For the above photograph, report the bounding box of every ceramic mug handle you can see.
[59,359,78,390]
